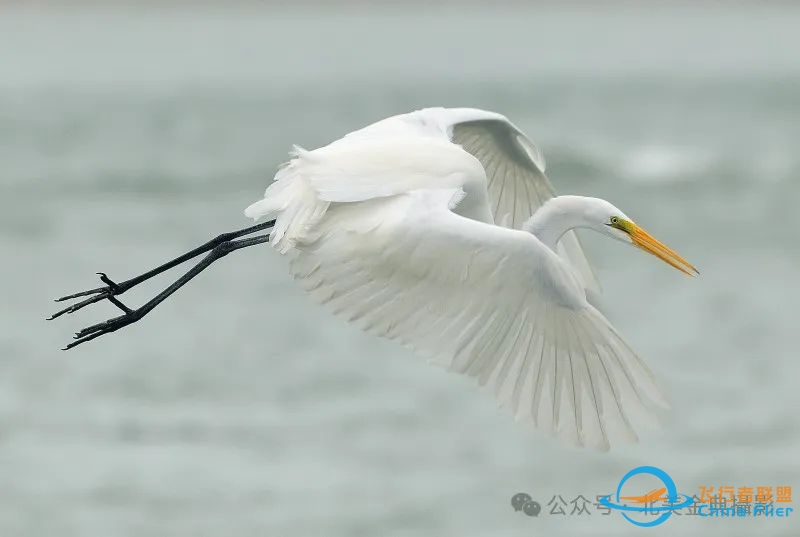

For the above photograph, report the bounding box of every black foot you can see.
[48,272,130,320]
[63,310,142,350]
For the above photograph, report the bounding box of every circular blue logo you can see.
[598,466,694,527]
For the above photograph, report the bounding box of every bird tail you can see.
[244,146,330,253]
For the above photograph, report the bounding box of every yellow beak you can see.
[629,224,698,277]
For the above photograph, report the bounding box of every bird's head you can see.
[582,198,698,277]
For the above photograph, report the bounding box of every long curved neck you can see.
[523,196,590,251]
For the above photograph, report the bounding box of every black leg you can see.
[61,233,272,350]
[48,219,275,320]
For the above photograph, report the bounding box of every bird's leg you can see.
[61,233,272,350]
[48,220,275,320]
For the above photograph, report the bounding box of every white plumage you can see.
[245,107,696,451]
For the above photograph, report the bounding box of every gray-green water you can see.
[2,4,799,536]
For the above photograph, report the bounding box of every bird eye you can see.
[610,216,619,225]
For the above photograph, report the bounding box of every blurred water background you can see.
[1,3,799,536]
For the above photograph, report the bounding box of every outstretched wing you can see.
[288,188,667,450]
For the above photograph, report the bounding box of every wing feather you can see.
[450,117,601,296]
[289,188,667,450]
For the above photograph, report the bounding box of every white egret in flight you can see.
[51,107,697,450]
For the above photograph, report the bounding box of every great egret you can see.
[50,107,697,450]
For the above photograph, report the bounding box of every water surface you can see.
[1,5,799,536]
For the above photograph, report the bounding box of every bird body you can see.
[240,107,697,451]
[245,135,492,252]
